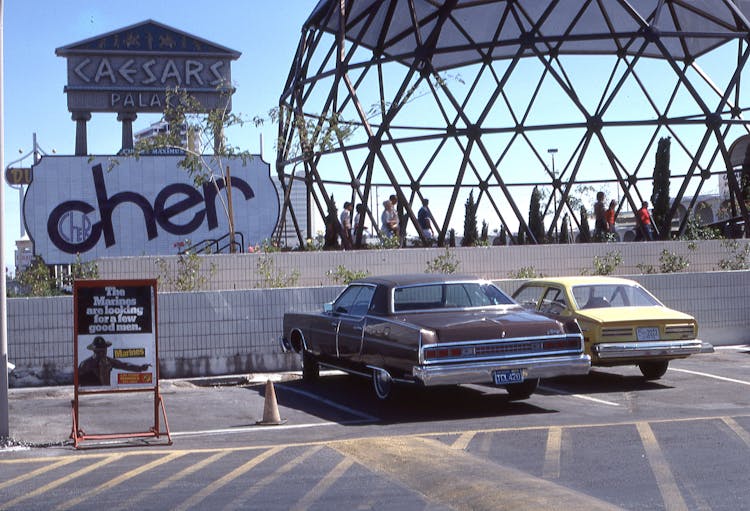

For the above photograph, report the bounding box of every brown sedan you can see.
[281,274,591,400]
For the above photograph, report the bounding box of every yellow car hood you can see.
[575,306,694,324]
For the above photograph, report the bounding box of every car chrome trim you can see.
[318,361,413,384]
[593,339,703,359]
[419,334,584,365]
[412,354,591,386]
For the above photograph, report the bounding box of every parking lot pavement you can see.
[2,346,750,510]
[3,346,750,452]
[3,373,304,449]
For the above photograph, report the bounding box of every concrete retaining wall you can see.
[96,239,747,291]
[7,270,749,388]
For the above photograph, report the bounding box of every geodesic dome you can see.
[276,0,750,246]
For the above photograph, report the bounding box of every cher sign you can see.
[24,155,279,263]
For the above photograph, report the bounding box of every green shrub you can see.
[425,248,460,274]
[326,265,370,284]
[508,266,542,279]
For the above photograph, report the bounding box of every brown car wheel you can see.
[372,368,394,400]
[505,378,539,400]
[302,350,319,382]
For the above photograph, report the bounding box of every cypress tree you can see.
[741,144,750,203]
[529,186,546,243]
[462,190,479,246]
[560,213,570,244]
[651,136,672,240]
[323,195,340,250]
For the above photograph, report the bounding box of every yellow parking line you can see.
[722,417,750,448]
[333,436,621,510]
[451,431,476,450]
[222,445,323,511]
[54,452,186,511]
[110,451,232,511]
[172,446,283,511]
[636,422,688,511]
[289,457,355,511]
[2,454,124,509]
[0,457,78,492]
[543,426,562,479]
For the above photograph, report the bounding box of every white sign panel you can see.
[24,155,279,263]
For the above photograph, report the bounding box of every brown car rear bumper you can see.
[412,353,591,386]
[593,339,705,360]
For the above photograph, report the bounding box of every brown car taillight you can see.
[543,337,581,350]
[424,346,475,360]
[423,336,581,361]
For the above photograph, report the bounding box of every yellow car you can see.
[512,276,708,379]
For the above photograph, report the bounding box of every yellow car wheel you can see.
[639,360,669,380]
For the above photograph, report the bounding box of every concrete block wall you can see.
[6,270,749,387]
[95,239,746,291]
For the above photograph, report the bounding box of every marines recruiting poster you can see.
[74,280,157,391]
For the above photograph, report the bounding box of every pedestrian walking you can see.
[635,200,654,241]
[594,191,607,241]
[418,199,434,242]
[339,202,353,249]
[606,200,617,234]
[381,200,399,238]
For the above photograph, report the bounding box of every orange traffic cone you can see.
[256,379,287,425]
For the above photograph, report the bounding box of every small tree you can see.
[529,186,545,243]
[579,205,592,243]
[651,136,672,240]
[462,191,479,246]
[134,86,252,253]
[16,257,57,296]
[480,221,489,244]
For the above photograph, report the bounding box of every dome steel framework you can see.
[276,0,750,246]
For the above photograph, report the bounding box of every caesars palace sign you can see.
[56,19,240,113]
[25,156,280,264]
[22,21,279,264]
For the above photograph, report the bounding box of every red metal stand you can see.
[70,391,172,449]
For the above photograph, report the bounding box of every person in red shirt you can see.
[636,200,654,241]
[605,200,617,234]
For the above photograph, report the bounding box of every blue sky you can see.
[2,1,318,273]
[2,1,744,273]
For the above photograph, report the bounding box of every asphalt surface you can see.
[4,372,301,449]
[2,347,750,510]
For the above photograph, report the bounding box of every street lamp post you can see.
[548,148,558,240]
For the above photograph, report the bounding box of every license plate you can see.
[493,369,524,385]
[637,327,659,341]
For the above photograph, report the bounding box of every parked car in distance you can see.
[281,274,590,400]
[512,276,710,379]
